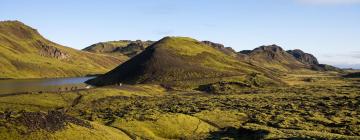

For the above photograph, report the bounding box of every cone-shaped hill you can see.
[0,21,126,78]
[86,37,280,86]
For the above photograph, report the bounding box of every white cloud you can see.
[297,0,360,5]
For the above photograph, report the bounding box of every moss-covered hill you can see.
[239,45,310,72]
[239,45,340,72]
[86,37,282,87]
[83,40,154,58]
[0,21,126,79]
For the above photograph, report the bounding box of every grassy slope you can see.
[0,21,126,79]
[87,37,280,88]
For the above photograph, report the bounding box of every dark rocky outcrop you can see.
[287,49,319,65]
[39,42,69,59]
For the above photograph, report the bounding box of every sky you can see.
[1,0,359,68]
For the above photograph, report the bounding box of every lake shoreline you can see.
[0,77,94,94]
[0,75,99,81]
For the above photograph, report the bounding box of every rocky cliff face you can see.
[287,49,319,65]
[39,42,69,59]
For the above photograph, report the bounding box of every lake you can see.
[0,77,95,94]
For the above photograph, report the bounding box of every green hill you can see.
[86,37,282,88]
[83,40,154,58]
[0,21,126,79]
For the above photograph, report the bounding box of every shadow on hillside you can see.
[206,127,270,140]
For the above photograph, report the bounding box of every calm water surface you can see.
[0,77,94,94]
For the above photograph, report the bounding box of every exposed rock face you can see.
[287,49,319,65]
[39,42,69,59]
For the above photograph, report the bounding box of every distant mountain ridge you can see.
[83,40,154,58]
[0,20,125,78]
[239,45,340,72]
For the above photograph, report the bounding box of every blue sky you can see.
[1,0,359,68]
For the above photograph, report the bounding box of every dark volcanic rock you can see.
[287,49,319,65]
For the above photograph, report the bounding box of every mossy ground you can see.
[0,72,359,139]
